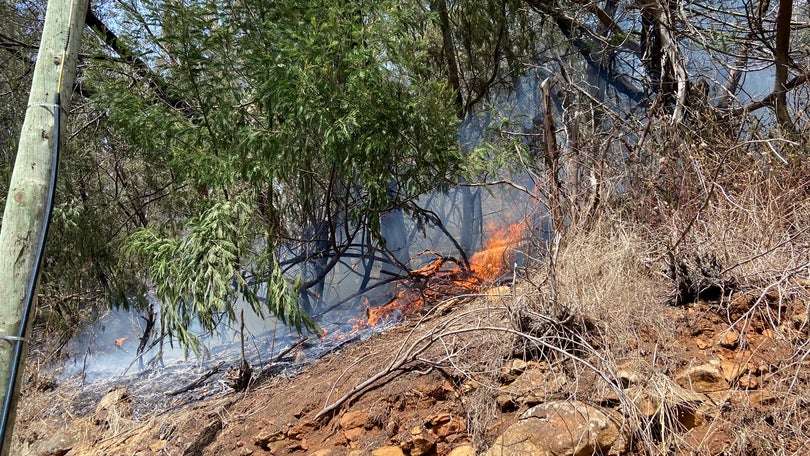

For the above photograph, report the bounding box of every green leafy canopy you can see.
[91,0,464,352]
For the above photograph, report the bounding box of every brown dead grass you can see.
[13,162,810,455]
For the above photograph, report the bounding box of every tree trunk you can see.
[774,0,794,132]
[541,77,564,235]
[0,0,88,451]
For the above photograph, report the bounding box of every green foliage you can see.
[125,199,318,354]
[80,0,467,352]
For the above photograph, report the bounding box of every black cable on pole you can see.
[0,92,61,450]
[0,2,75,451]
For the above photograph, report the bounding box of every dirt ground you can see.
[11,275,810,455]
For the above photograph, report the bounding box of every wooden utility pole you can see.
[0,0,87,453]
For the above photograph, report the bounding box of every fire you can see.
[353,222,526,329]
[470,223,526,280]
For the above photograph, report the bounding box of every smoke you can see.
[55,69,550,390]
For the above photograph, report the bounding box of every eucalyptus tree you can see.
[86,0,463,350]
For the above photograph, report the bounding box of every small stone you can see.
[448,444,476,456]
[682,424,735,456]
[616,368,642,388]
[148,440,167,452]
[676,364,729,392]
[761,328,779,340]
[719,360,747,383]
[624,386,659,417]
[339,410,369,431]
[94,386,132,427]
[498,366,567,407]
[461,380,479,393]
[747,390,778,409]
[399,426,435,456]
[289,420,317,439]
[254,430,286,449]
[31,429,78,456]
[499,359,528,383]
[427,412,452,426]
[738,374,759,390]
[496,394,515,411]
[431,415,465,439]
[717,331,740,348]
[695,338,711,350]
[343,427,364,442]
[307,450,333,456]
[371,446,406,456]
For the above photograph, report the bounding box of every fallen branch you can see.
[313,305,627,421]
[252,337,312,382]
[165,361,225,397]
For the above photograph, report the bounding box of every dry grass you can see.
[488,161,810,453]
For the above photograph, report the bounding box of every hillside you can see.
[13,213,810,455]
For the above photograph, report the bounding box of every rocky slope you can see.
[13,275,810,455]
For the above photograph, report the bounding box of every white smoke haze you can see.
[51,67,551,415]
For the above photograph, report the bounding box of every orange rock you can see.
[148,440,167,452]
[676,364,729,392]
[399,426,436,456]
[343,426,364,442]
[717,330,739,348]
[371,446,406,456]
[738,374,759,390]
[485,401,625,456]
[448,444,476,456]
[339,410,369,431]
[719,359,747,383]
[695,338,711,350]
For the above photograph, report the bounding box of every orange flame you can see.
[353,222,526,329]
[470,223,526,280]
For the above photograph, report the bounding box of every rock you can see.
[289,420,318,439]
[426,412,465,439]
[624,381,706,430]
[371,446,406,456]
[485,400,625,456]
[744,390,778,410]
[340,409,370,442]
[399,425,436,456]
[616,368,642,388]
[426,412,452,426]
[717,330,740,348]
[94,386,133,432]
[738,373,759,389]
[307,450,332,456]
[624,386,659,417]
[448,444,476,456]
[31,429,78,456]
[719,359,747,383]
[343,426,365,442]
[497,366,567,408]
[676,364,729,392]
[254,430,288,451]
[680,423,735,456]
[499,358,528,383]
[148,440,168,452]
[340,410,369,430]
[695,338,711,350]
